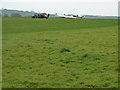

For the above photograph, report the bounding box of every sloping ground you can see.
[2,17,118,88]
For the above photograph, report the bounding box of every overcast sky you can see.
[1,0,119,16]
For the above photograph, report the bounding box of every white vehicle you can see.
[57,14,84,18]
[63,15,77,18]
[57,14,76,18]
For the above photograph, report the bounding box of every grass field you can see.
[2,17,118,88]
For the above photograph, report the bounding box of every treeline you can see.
[3,13,23,17]
[0,9,60,18]
[0,9,35,17]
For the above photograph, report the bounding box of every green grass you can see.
[2,17,118,88]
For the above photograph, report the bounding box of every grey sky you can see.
[1,0,119,16]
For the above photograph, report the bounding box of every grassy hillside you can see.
[2,17,118,88]
[3,17,117,34]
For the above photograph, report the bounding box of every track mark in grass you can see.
[112,51,117,54]
[115,68,119,71]
[63,60,74,64]
[103,83,110,87]
[95,57,100,60]
[85,84,95,88]
[79,61,83,64]
[59,59,64,62]
[48,58,52,60]
[70,72,78,77]
[60,48,70,53]
[22,81,39,88]
[67,79,74,82]
[50,62,55,65]
[61,64,65,67]
[80,82,84,85]
[84,68,89,70]
[88,41,92,44]
[44,39,54,44]
[5,49,9,51]
[82,54,88,58]
[7,72,10,74]
[75,76,79,79]
[78,53,103,61]
[19,67,25,70]
[29,67,32,69]
[81,48,85,51]
[44,39,48,41]
[71,52,76,55]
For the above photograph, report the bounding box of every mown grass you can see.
[2,17,118,88]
